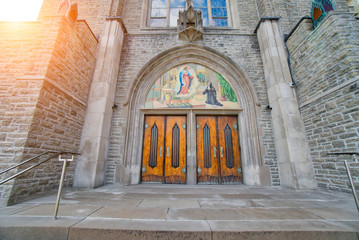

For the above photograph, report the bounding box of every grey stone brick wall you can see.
[287,12,359,192]
[0,16,97,205]
[105,31,279,186]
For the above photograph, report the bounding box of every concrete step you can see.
[0,184,358,240]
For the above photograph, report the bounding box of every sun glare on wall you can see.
[0,0,43,21]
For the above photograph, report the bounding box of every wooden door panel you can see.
[164,116,186,184]
[196,116,219,184]
[218,116,242,183]
[141,116,165,183]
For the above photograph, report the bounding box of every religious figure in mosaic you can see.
[177,65,194,95]
[203,82,223,106]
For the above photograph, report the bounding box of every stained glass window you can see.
[149,0,230,27]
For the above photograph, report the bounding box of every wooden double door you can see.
[141,115,242,184]
[141,116,187,184]
[196,116,242,184]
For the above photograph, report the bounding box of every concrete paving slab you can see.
[68,219,212,240]
[0,203,38,216]
[168,193,222,200]
[122,193,172,199]
[277,199,330,208]
[199,199,259,208]
[219,193,271,199]
[266,192,332,200]
[0,216,84,240]
[167,208,246,220]
[252,199,291,208]
[208,219,356,232]
[336,221,359,231]
[62,196,142,206]
[212,230,358,240]
[236,207,322,220]
[89,206,167,219]
[1,184,358,239]
[138,199,200,209]
[13,204,103,217]
[303,208,359,220]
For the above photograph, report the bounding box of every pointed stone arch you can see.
[121,44,270,186]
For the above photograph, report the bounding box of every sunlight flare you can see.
[0,0,43,21]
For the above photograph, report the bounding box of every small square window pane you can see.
[170,0,186,7]
[193,0,208,7]
[152,0,167,8]
[212,18,228,27]
[151,8,167,18]
[211,0,226,7]
[150,18,167,27]
[212,8,227,17]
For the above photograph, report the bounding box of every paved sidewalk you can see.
[0,184,358,239]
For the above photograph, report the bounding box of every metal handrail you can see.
[0,151,79,219]
[0,151,78,185]
[0,151,58,175]
[327,152,359,212]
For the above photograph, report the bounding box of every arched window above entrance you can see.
[144,63,240,109]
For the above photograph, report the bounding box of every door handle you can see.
[214,146,217,158]
[167,146,169,157]
[160,146,163,157]
[220,146,223,158]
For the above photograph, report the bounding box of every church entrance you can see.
[196,116,242,184]
[141,115,187,184]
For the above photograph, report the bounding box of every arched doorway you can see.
[121,44,270,186]
[141,63,242,184]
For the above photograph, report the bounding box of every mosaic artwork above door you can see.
[145,63,240,109]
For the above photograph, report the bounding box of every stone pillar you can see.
[256,18,317,189]
[74,18,125,188]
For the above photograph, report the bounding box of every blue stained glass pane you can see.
[197,8,209,26]
[212,8,227,17]
[211,0,226,7]
[170,0,186,7]
[150,18,167,27]
[170,8,182,26]
[152,0,167,8]
[151,8,167,17]
[212,18,228,27]
[193,0,208,7]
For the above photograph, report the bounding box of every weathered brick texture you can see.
[287,12,359,192]
[0,16,97,205]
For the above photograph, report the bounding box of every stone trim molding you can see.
[300,78,359,108]
[106,16,127,33]
[254,17,281,33]
[17,75,87,107]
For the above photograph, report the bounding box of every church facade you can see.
[0,0,358,206]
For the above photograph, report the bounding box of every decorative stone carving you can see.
[57,0,78,23]
[57,0,70,15]
[177,0,203,41]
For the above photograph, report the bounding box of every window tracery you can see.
[149,0,230,27]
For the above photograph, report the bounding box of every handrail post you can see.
[344,160,359,212]
[54,154,74,220]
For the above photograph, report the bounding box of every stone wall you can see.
[287,12,359,192]
[38,0,120,39]
[0,16,97,206]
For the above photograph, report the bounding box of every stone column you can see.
[74,18,125,188]
[256,18,317,189]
